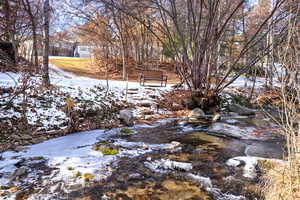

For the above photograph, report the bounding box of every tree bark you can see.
[42,0,50,87]
[22,0,39,69]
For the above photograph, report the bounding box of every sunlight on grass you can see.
[49,57,93,74]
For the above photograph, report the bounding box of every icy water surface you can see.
[0,116,285,200]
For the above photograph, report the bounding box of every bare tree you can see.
[21,0,39,69]
[101,0,286,96]
[42,0,50,87]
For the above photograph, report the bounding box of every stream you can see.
[0,114,285,200]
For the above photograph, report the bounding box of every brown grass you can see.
[49,57,96,77]
[261,160,300,200]
[259,88,300,200]
[49,57,180,84]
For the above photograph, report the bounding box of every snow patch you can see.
[209,123,257,140]
[187,173,212,189]
[226,156,285,179]
[144,159,193,173]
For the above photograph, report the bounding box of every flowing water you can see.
[68,116,284,200]
[0,115,284,200]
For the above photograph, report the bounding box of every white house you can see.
[74,45,93,58]
[20,38,75,59]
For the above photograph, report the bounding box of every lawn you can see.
[49,57,95,76]
[49,57,180,83]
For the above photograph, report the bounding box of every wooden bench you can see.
[139,70,167,87]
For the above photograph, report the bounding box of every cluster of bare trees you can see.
[64,0,162,80]
[0,0,50,87]
[1,0,299,95]
[65,0,294,96]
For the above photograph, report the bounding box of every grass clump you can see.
[73,171,81,178]
[67,167,74,171]
[120,128,134,134]
[257,160,277,172]
[81,173,94,182]
[92,141,119,156]
[260,161,299,200]
[99,147,119,156]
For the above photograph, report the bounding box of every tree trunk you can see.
[42,0,50,87]
[23,0,39,69]
[32,24,39,69]
[3,0,10,41]
[121,40,127,80]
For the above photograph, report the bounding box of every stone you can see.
[128,173,144,181]
[22,135,32,140]
[172,103,182,111]
[15,190,27,200]
[166,141,181,150]
[10,168,27,182]
[13,168,27,177]
[11,134,21,140]
[209,123,257,140]
[140,109,154,116]
[212,113,221,122]
[50,183,62,193]
[228,104,255,116]
[188,108,205,119]
[31,136,47,144]
[119,109,134,126]
[31,156,44,161]
[139,102,152,107]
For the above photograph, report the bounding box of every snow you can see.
[187,173,212,189]
[226,75,281,89]
[0,64,172,131]
[187,173,247,200]
[49,64,173,90]
[0,63,176,199]
[0,72,21,88]
[226,156,285,179]
[0,122,187,198]
[209,122,257,140]
[144,159,193,173]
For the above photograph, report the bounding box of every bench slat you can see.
[139,70,167,87]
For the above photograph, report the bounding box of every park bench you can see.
[139,70,167,87]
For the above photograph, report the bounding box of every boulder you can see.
[188,108,205,119]
[10,168,27,182]
[228,104,255,116]
[212,113,221,122]
[119,109,134,126]
[13,168,27,177]
[172,103,182,111]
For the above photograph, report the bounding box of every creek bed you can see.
[0,116,285,200]
[74,116,284,200]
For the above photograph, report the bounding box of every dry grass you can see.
[260,88,300,200]
[259,8,300,200]
[49,57,95,77]
[49,57,180,83]
[261,159,300,200]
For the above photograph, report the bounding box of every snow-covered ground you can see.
[0,65,176,199]
[225,75,281,89]
[0,63,288,199]
[0,64,173,133]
